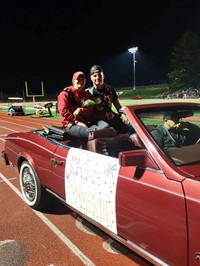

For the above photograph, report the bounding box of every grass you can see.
[1,85,200,120]
[118,85,168,99]
[2,98,200,121]
[121,98,200,106]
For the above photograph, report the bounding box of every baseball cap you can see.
[163,111,180,121]
[72,71,86,80]
[90,65,103,75]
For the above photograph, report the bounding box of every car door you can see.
[116,150,188,266]
[50,144,69,198]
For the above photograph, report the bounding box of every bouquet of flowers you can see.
[82,97,102,108]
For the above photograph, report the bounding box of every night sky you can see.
[1,0,200,94]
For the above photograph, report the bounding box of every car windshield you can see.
[136,105,200,166]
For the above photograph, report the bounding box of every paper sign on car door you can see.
[65,148,120,234]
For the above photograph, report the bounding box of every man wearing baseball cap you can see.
[87,65,133,134]
[90,65,103,76]
[151,111,200,151]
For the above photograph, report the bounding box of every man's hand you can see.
[105,112,114,120]
[121,113,129,124]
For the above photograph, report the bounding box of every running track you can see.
[0,112,152,266]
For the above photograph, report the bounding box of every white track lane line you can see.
[0,172,96,266]
[0,126,18,132]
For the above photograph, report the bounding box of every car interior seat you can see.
[87,127,134,157]
[129,133,145,149]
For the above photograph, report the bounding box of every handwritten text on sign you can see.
[65,148,120,234]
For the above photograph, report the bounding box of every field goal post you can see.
[25,81,45,102]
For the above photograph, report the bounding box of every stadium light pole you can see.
[128,46,138,90]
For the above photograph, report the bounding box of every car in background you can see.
[8,105,25,116]
[2,102,200,266]
[7,97,25,116]
[132,95,142,100]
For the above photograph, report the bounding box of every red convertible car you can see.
[2,102,200,266]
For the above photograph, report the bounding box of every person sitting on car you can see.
[151,111,200,152]
[86,65,133,134]
[57,71,109,139]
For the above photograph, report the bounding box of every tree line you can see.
[168,31,200,93]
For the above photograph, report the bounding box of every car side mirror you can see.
[119,149,159,170]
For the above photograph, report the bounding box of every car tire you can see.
[19,161,51,210]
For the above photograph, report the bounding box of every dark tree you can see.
[168,31,200,92]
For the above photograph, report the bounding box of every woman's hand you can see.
[73,108,81,117]
[76,121,87,127]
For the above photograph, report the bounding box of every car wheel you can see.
[19,161,51,210]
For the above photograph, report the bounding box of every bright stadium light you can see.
[128,46,138,90]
